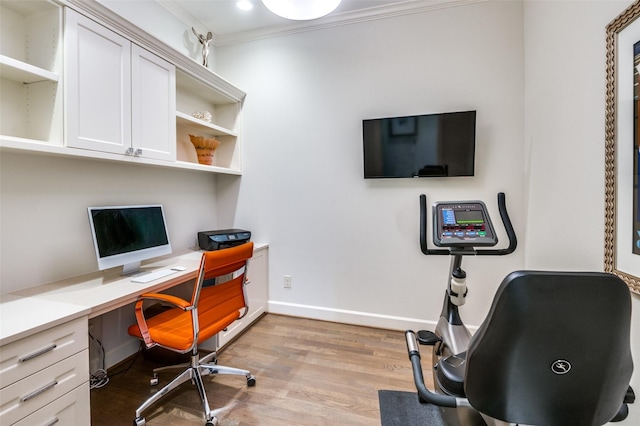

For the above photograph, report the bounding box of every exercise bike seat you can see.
[464,271,633,426]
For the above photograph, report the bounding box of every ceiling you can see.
[159,0,421,41]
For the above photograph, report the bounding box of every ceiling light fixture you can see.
[236,0,254,11]
[261,0,342,21]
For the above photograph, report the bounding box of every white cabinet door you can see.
[65,10,176,161]
[131,44,176,161]
[65,9,131,155]
[246,246,269,324]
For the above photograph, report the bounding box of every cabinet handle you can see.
[126,147,134,155]
[21,380,58,402]
[135,148,143,156]
[43,418,60,426]
[19,344,57,362]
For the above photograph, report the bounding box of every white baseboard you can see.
[268,301,438,331]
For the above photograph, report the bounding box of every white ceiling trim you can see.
[160,0,490,47]
[216,0,489,46]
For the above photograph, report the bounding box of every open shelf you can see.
[174,160,242,175]
[175,69,242,172]
[0,55,59,83]
[0,0,63,145]
[175,111,237,137]
[176,70,240,133]
[0,136,242,176]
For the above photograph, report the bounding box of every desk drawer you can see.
[13,383,90,426]
[0,349,88,424]
[0,317,87,388]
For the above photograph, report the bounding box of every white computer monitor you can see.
[87,204,172,275]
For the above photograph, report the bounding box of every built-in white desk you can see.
[0,250,202,346]
[0,244,268,425]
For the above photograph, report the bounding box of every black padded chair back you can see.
[464,271,633,426]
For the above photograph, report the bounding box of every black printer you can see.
[198,229,251,251]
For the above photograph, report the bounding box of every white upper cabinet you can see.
[65,9,176,161]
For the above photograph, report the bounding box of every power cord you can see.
[89,331,109,389]
[89,331,145,390]
[90,369,109,389]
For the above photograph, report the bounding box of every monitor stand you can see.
[121,261,142,276]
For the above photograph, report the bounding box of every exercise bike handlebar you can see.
[419,192,517,256]
[405,330,462,408]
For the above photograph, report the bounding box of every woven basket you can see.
[189,134,221,165]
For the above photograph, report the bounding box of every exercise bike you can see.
[405,193,635,426]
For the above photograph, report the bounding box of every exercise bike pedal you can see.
[417,330,442,346]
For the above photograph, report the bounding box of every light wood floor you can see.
[90,314,431,425]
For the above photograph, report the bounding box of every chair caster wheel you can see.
[205,417,218,426]
[247,375,256,387]
[150,373,159,386]
[133,416,146,426]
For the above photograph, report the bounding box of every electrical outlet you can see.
[284,275,292,288]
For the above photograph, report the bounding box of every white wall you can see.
[524,0,638,424]
[523,0,622,271]
[216,0,525,329]
[0,153,221,292]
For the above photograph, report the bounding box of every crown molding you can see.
[215,0,489,46]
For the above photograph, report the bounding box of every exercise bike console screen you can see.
[432,201,498,247]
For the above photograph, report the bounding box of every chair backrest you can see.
[464,271,633,426]
[192,242,254,307]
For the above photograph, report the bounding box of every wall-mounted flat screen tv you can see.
[362,110,476,178]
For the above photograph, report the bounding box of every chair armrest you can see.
[134,293,192,348]
[137,293,192,310]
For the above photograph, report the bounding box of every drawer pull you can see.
[43,418,60,426]
[19,344,57,362]
[21,380,58,402]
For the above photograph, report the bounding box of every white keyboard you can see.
[131,268,178,283]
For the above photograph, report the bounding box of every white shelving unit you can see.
[0,0,63,145]
[0,0,246,176]
[175,70,242,172]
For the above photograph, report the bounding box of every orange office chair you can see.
[128,242,256,426]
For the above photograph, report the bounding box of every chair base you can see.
[133,351,255,426]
